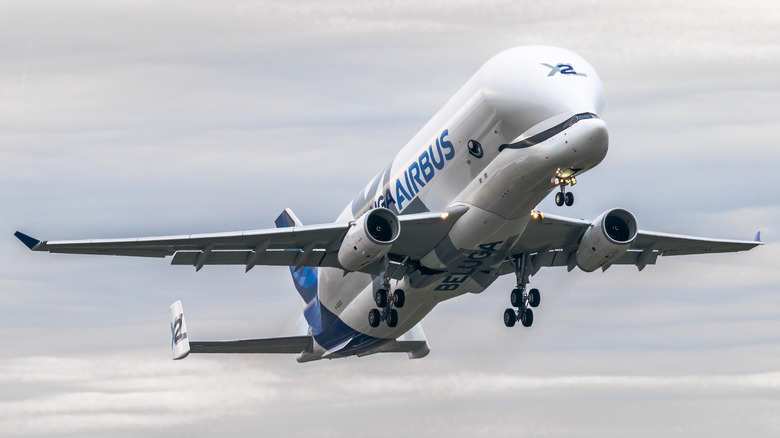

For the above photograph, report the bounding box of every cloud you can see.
[2,1,779,437]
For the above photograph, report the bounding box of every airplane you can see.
[14,46,762,362]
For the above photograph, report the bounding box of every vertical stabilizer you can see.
[169,301,190,360]
[275,209,320,333]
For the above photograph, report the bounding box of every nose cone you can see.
[571,117,609,169]
[476,46,605,135]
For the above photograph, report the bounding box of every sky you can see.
[2,0,780,436]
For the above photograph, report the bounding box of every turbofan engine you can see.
[337,208,400,272]
[576,208,638,272]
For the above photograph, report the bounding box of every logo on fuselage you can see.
[394,129,455,211]
[542,63,587,77]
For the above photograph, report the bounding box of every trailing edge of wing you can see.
[13,204,470,273]
[505,212,762,274]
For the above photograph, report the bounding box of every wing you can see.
[14,205,469,275]
[501,212,762,275]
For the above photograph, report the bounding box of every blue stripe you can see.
[312,303,387,353]
[274,209,387,356]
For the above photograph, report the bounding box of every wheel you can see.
[555,192,564,206]
[503,308,516,327]
[375,289,388,307]
[521,308,534,327]
[368,309,381,327]
[564,192,574,206]
[387,309,399,327]
[510,288,523,307]
[393,289,405,308]
[528,288,540,308]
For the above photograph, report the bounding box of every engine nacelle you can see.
[338,208,400,272]
[576,208,638,272]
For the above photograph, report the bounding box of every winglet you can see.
[755,231,762,243]
[14,231,41,250]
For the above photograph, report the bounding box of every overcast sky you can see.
[2,1,780,437]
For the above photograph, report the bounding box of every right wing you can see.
[501,212,761,275]
[15,205,469,274]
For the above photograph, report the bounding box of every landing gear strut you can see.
[504,254,541,328]
[553,175,576,207]
[368,257,405,328]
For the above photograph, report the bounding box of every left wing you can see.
[501,212,762,275]
[14,205,469,274]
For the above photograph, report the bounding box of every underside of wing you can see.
[502,211,762,275]
[190,336,313,354]
[14,204,469,275]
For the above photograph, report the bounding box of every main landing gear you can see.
[553,174,576,207]
[368,259,405,328]
[504,254,541,328]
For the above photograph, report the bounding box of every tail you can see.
[170,300,190,360]
[275,208,320,333]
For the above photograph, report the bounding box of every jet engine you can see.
[576,208,638,272]
[338,208,400,272]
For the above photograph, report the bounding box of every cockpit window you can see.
[499,112,600,152]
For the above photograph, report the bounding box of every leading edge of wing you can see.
[14,222,350,257]
[634,229,763,255]
[14,204,469,263]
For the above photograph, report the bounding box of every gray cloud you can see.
[2,0,779,437]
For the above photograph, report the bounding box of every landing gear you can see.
[368,309,381,327]
[520,308,534,327]
[504,254,542,328]
[367,258,405,328]
[387,309,399,327]
[553,174,576,207]
[393,289,405,308]
[503,308,516,327]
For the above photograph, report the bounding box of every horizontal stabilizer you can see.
[190,336,312,354]
[357,323,430,359]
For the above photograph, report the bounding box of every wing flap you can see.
[15,205,469,273]
[170,249,338,268]
[507,212,761,273]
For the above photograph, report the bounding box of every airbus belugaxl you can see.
[15,46,761,362]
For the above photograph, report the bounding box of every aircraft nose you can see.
[570,117,609,167]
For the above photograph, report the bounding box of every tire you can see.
[528,288,540,308]
[393,289,405,308]
[555,192,564,206]
[564,192,574,206]
[375,289,388,307]
[387,309,399,327]
[521,308,534,327]
[368,309,381,327]
[510,288,523,307]
[503,308,516,327]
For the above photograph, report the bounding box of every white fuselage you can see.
[309,46,608,358]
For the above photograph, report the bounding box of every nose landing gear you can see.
[552,172,576,207]
[504,254,541,328]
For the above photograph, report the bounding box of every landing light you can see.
[440,213,449,219]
